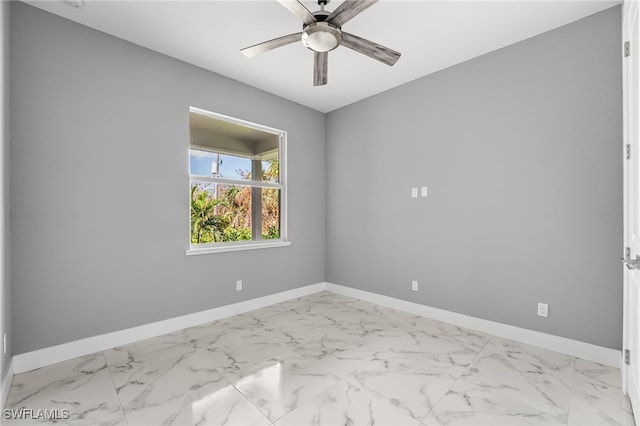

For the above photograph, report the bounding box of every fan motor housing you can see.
[312,10,331,22]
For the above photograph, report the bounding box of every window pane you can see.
[189,111,280,184]
[190,182,281,245]
[189,149,280,183]
[261,187,280,239]
[190,182,252,244]
[261,159,279,183]
[189,149,251,181]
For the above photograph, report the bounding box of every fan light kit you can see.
[302,22,341,52]
[241,0,401,86]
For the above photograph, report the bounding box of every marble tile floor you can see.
[3,291,635,426]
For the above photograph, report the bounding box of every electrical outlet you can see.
[411,187,418,198]
[412,280,419,292]
[421,186,428,197]
[236,280,243,291]
[537,302,548,318]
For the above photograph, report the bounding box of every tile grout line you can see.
[420,333,496,424]
[102,330,218,425]
[101,351,129,426]
[186,327,275,425]
[206,356,274,425]
[197,314,330,425]
[565,355,578,426]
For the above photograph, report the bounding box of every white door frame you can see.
[622,0,640,417]
[0,0,7,385]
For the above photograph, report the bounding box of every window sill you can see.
[186,240,291,256]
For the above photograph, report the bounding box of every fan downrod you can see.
[313,0,331,21]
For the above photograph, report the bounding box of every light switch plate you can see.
[421,186,428,197]
[411,187,418,198]
[537,302,548,318]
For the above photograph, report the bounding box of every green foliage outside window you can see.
[190,159,280,244]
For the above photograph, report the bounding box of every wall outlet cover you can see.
[537,302,548,318]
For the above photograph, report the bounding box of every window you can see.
[187,107,289,254]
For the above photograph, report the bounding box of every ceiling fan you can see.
[241,0,401,86]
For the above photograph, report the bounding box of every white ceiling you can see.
[24,0,620,112]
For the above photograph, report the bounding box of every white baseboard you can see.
[1,356,14,410]
[11,281,621,375]
[325,283,621,368]
[12,283,326,374]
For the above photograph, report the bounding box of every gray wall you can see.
[9,2,624,355]
[10,3,325,354]
[1,0,11,381]
[326,6,623,349]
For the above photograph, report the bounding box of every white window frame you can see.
[186,107,290,255]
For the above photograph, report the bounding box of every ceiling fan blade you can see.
[277,0,317,25]
[314,51,328,86]
[341,32,401,66]
[241,32,303,58]
[327,0,378,27]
